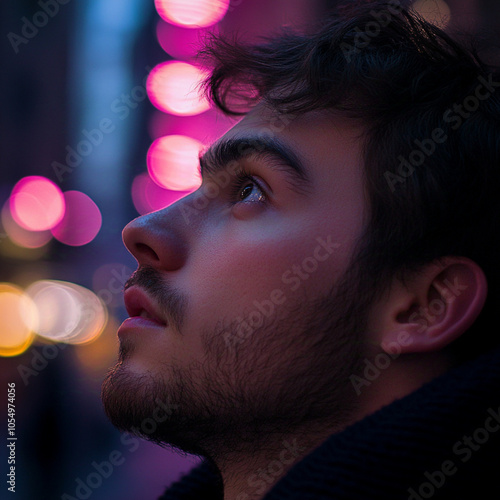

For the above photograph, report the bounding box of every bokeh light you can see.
[147,135,203,190]
[132,173,193,215]
[0,283,37,357]
[1,201,53,249]
[74,317,120,375]
[154,0,230,28]
[50,191,102,246]
[26,280,107,344]
[156,20,208,59]
[147,61,210,116]
[149,107,235,143]
[10,176,65,231]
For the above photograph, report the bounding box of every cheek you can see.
[184,222,349,328]
[190,234,295,310]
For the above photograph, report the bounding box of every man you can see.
[101,2,500,498]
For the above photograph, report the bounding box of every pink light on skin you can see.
[147,135,203,191]
[132,173,193,215]
[10,176,65,231]
[154,0,230,28]
[1,201,52,249]
[146,61,210,116]
[50,191,102,246]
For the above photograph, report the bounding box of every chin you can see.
[101,361,217,457]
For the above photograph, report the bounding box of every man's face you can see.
[102,106,370,456]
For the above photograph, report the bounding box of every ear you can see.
[376,257,488,355]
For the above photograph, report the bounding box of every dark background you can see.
[1,1,499,499]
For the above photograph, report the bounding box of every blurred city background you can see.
[1,0,499,499]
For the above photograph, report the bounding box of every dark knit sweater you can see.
[159,346,500,499]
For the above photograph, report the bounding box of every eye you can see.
[230,172,266,204]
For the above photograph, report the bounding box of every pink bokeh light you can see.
[50,191,102,246]
[154,0,230,28]
[147,135,203,191]
[156,20,208,59]
[147,61,210,116]
[148,108,235,144]
[1,201,52,249]
[10,176,65,231]
[132,173,193,215]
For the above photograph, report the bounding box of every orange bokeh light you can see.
[0,283,36,357]
[26,280,107,345]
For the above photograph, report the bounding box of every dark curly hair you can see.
[199,1,500,363]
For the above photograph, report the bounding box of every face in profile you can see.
[101,105,372,458]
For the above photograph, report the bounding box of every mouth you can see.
[123,287,167,327]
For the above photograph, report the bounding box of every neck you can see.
[213,426,338,500]
[211,352,452,499]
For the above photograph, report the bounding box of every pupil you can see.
[241,184,253,200]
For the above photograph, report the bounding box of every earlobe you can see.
[380,258,488,355]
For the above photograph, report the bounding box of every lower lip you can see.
[118,317,167,337]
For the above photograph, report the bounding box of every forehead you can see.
[219,104,366,190]
[222,104,364,164]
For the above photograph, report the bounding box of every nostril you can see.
[122,211,187,271]
[136,242,160,262]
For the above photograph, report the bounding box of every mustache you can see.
[124,266,187,332]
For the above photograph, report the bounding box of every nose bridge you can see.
[122,195,196,271]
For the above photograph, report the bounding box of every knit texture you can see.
[159,346,500,499]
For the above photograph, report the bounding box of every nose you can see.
[122,206,188,271]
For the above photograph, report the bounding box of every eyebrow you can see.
[198,136,312,195]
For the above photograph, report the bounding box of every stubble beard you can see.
[101,265,369,461]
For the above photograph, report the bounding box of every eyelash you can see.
[228,169,266,205]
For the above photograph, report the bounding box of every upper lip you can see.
[124,286,166,326]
